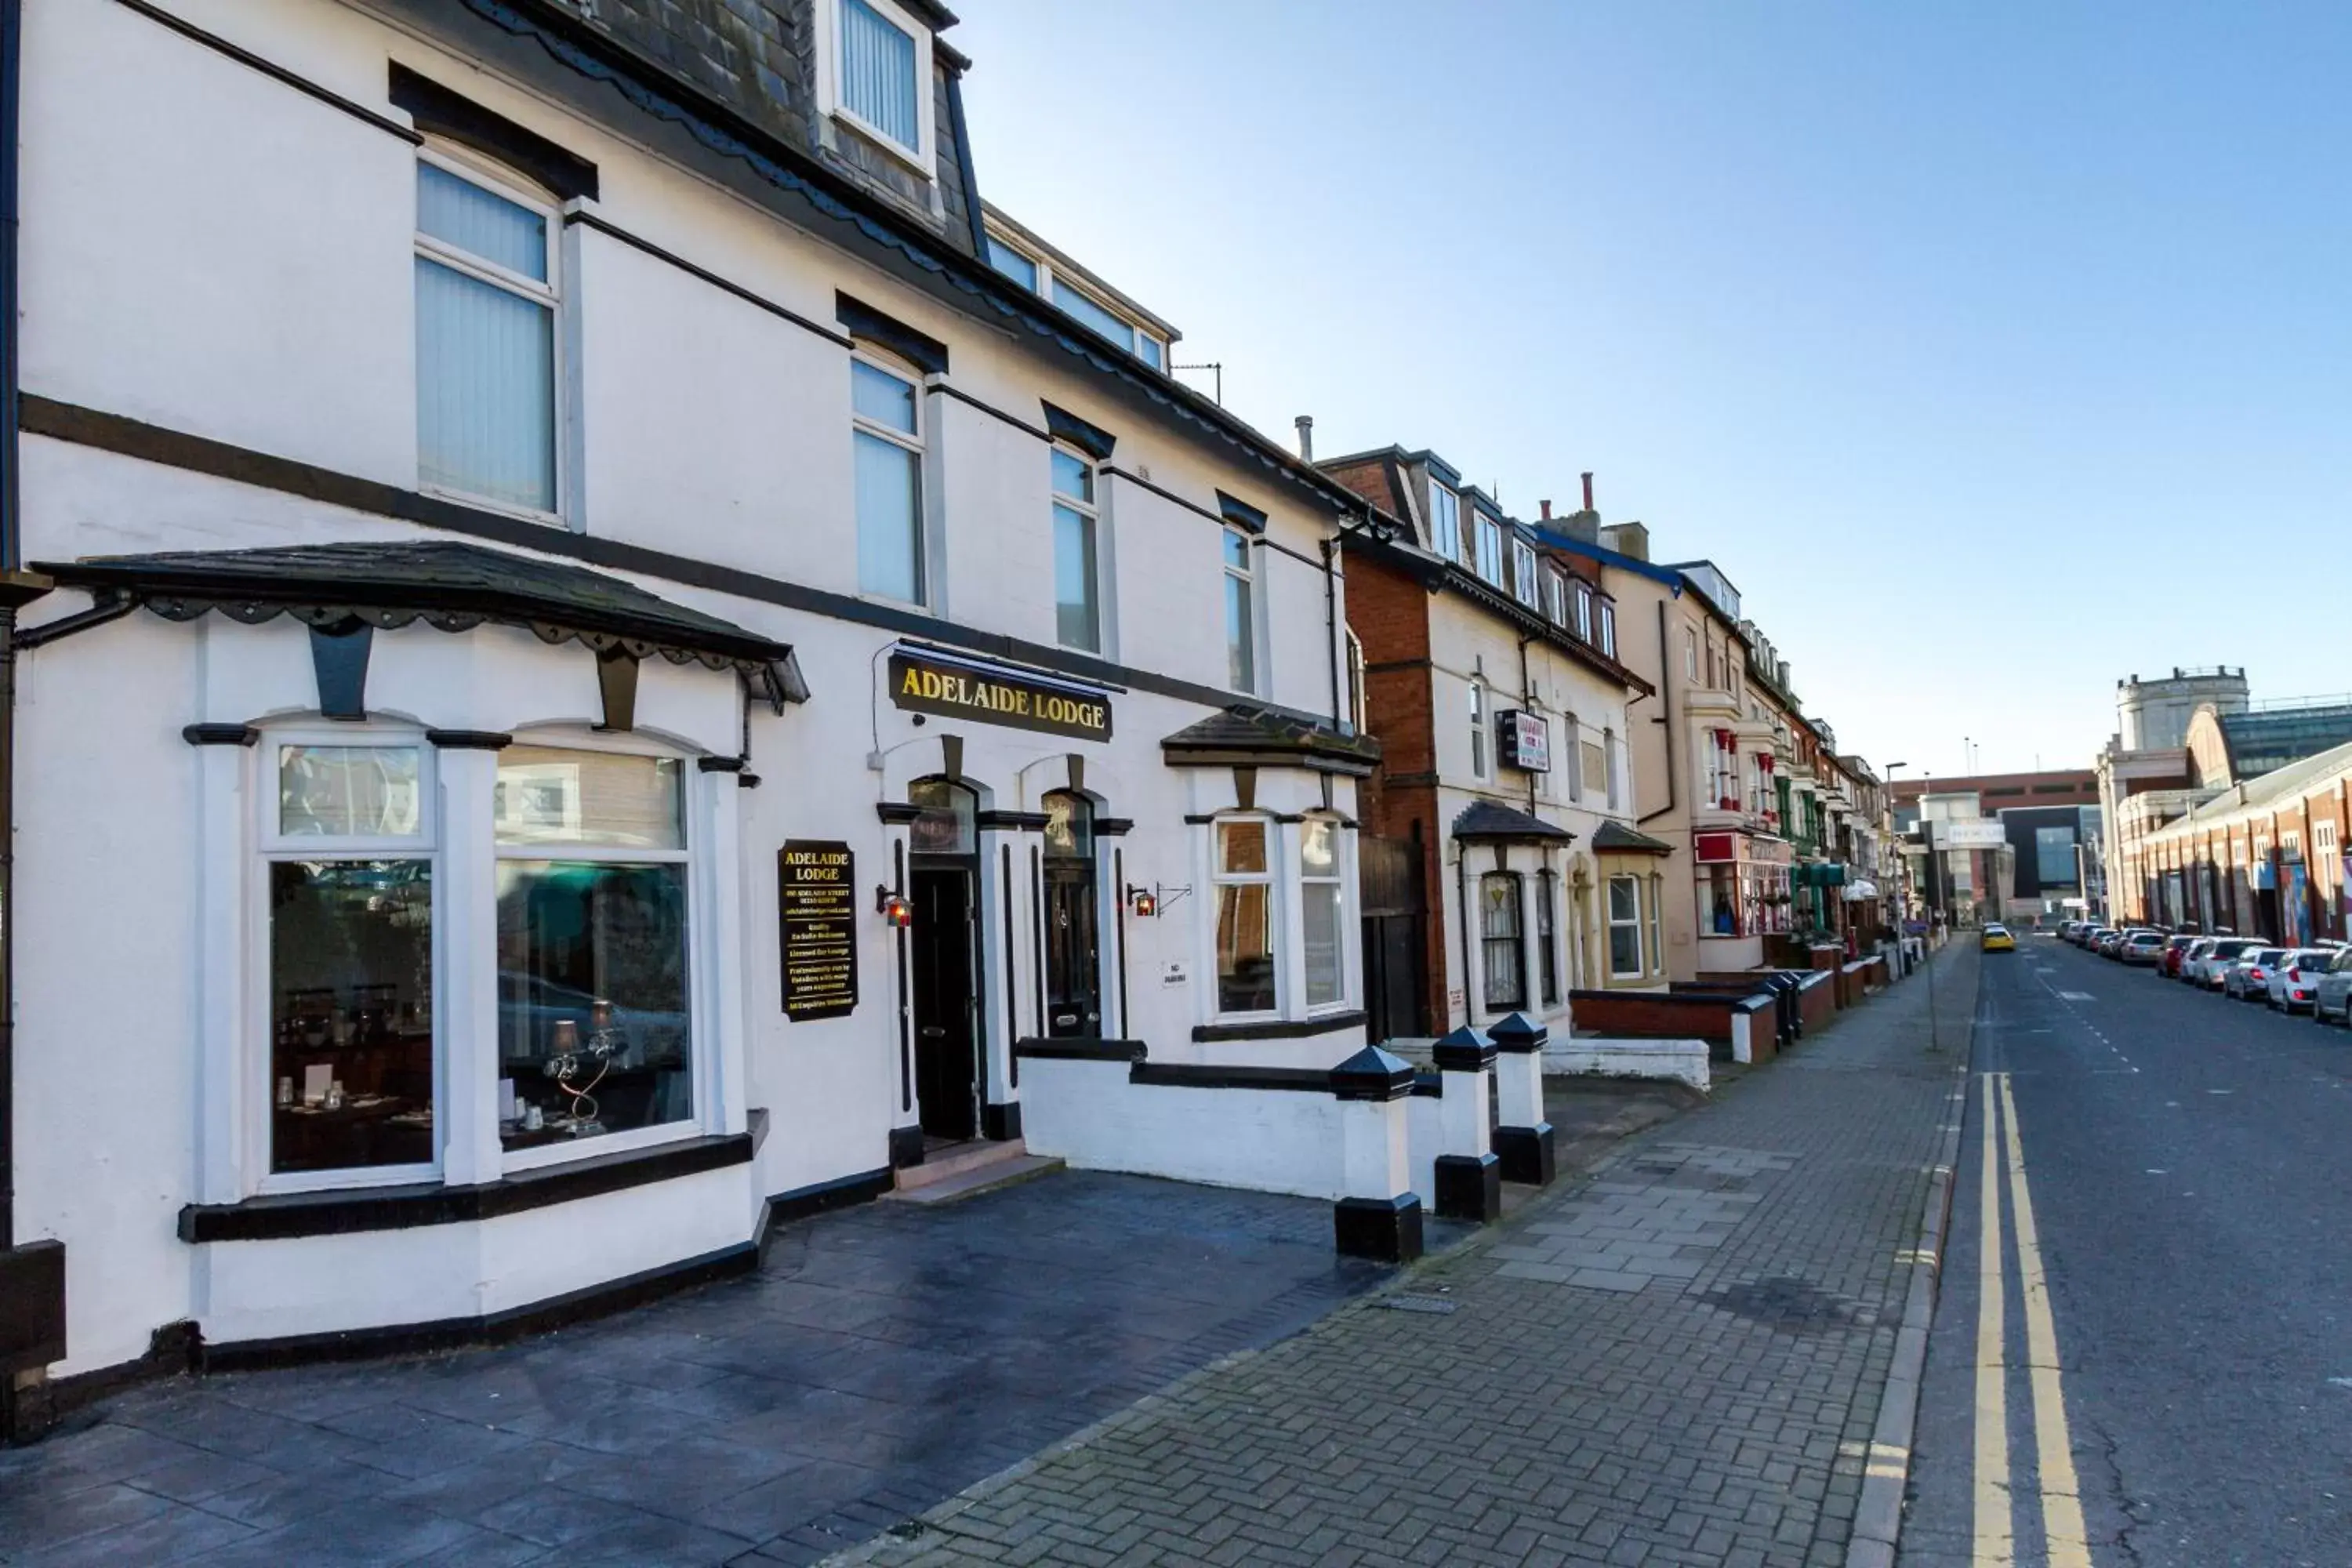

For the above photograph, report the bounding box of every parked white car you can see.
[2267,950,2336,1012]
[2314,947,2352,1025]
[2223,947,2289,1000]
[2188,938,2256,987]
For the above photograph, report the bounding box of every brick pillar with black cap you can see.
[1431,1026,1501,1221]
[1329,1044,1423,1261]
[1489,1011,1555,1186]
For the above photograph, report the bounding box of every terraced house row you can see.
[0,0,1899,1436]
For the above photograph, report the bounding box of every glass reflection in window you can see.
[1214,819,1276,1014]
[280,746,423,838]
[907,778,976,855]
[495,747,691,1150]
[270,860,434,1174]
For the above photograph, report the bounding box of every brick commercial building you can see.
[1322,448,1659,1045]
[2132,740,2352,942]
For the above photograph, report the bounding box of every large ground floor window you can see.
[262,731,699,1184]
[1607,875,1644,977]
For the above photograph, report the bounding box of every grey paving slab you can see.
[836,948,1978,1568]
[0,1172,1456,1566]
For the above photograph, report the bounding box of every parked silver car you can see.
[2314,947,2352,1025]
[2190,938,2256,988]
[2118,931,2166,966]
[2223,947,2289,1000]
[2266,950,2336,1012]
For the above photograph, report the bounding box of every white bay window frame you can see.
[202,723,731,1206]
[245,727,445,1197]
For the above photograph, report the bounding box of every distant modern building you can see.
[1889,770,2102,924]
[2096,666,2352,926]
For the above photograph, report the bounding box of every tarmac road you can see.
[1899,932,2352,1567]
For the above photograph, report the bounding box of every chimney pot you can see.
[1539,499,1552,521]
[1581,471,1595,511]
[1294,416,1314,461]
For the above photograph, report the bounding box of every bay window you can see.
[1051,448,1102,652]
[1214,818,1277,1015]
[1301,818,1345,1007]
[415,156,559,515]
[1480,872,1526,1012]
[494,747,692,1152]
[1537,869,1561,1007]
[853,357,927,604]
[1608,876,1643,978]
[259,731,704,1190]
[267,741,435,1179]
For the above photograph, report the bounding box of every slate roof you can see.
[35,540,808,702]
[1451,800,1575,842]
[1160,706,1381,775]
[1591,820,1675,855]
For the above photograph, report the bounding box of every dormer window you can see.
[983,223,1167,369]
[1473,514,1504,586]
[1512,540,1539,608]
[1543,565,1566,625]
[1428,482,1461,562]
[822,0,934,168]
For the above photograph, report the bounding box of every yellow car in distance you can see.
[1980,924,2016,953]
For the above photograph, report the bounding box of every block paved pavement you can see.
[835,946,1981,1568]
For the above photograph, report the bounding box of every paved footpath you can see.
[840,948,1980,1568]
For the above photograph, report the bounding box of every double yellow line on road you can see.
[1974,1072,2092,1566]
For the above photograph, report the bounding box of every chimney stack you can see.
[1539,499,1552,521]
[1294,416,1314,461]
[1581,471,1595,511]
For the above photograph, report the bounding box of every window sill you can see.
[179,1131,753,1243]
[1191,1009,1367,1044]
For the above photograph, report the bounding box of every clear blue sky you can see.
[953,1,2351,781]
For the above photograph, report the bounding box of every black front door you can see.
[1044,866,1100,1036]
[910,866,979,1141]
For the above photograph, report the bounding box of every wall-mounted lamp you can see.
[877,887,913,927]
[1127,883,1190,918]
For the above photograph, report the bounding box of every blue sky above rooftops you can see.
[956,0,2352,777]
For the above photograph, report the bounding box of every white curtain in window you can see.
[416,257,555,511]
[855,430,922,601]
[840,0,919,149]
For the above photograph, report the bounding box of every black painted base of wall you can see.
[981,1101,1023,1142]
[200,1241,758,1374]
[3,1321,199,1446]
[1494,1123,1557,1186]
[887,1125,926,1169]
[1334,1194,1425,1263]
[760,1167,892,1240]
[1433,1152,1501,1222]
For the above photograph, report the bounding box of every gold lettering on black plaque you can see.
[779,840,858,1021]
[887,652,1112,742]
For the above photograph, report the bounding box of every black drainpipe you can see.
[1320,538,1341,728]
[1640,598,1676,825]
[1,0,60,1444]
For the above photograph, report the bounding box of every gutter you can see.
[0,0,61,1443]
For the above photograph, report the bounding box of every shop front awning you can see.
[1452,800,1575,844]
[30,540,809,726]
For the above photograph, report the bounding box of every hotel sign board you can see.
[1940,820,2009,850]
[1497,710,1552,772]
[887,649,1112,742]
[779,840,858,1021]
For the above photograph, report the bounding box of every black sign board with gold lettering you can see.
[779,840,858,1021]
[887,650,1112,742]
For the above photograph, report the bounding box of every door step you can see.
[891,1137,1044,1194]
[889,1152,1064,1205]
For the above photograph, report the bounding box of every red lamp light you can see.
[877,888,913,927]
